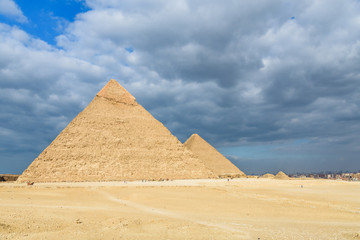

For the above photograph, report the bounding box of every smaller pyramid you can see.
[259,173,275,179]
[184,134,246,178]
[275,171,290,180]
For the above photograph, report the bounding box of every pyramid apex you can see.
[184,133,203,145]
[97,79,136,105]
[189,133,207,142]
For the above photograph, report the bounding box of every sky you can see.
[1,0,360,175]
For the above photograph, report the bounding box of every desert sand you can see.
[0,178,359,240]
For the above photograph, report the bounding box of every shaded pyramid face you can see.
[183,134,246,178]
[18,80,215,182]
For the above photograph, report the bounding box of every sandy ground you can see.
[0,178,359,240]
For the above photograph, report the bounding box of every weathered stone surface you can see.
[97,79,136,105]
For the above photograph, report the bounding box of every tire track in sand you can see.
[101,191,250,237]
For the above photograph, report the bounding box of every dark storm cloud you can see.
[1,0,360,174]
[63,0,298,87]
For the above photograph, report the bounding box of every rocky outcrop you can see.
[0,174,19,181]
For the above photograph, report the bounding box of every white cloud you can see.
[0,0,27,23]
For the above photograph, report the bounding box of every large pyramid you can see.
[183,134,246,178]
[18,80,215,182]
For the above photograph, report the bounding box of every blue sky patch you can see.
[125,47,134,53]
[12,0,89,45]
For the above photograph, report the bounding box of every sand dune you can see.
[1,178,359,240]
